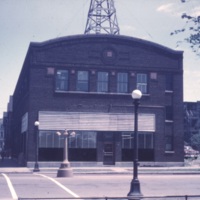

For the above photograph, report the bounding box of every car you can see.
[184,145,199,159]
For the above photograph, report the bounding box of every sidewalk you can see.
[1,158,200,174]
[0,158,30,173]
[0,158,18,168]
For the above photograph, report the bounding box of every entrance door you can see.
[103,142,115,165]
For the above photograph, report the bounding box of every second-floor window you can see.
[77,71,89,92]
[137,73,147,94]
[55,70,68,91]
[166,106,173,121]
[117,72,128,93]
[97,72,108,92]
[166,74,173,91]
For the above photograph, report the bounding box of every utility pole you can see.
[84,0,120,35]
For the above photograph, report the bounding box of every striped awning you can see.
[38,111,155,132]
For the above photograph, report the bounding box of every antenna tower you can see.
[84,0,120,35]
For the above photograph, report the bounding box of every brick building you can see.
[10,34,184,166]
[0,119,4,152]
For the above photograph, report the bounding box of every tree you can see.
[191,133,200,151]
[170,1,200,56]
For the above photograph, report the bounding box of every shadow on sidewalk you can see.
[0,158,19,168]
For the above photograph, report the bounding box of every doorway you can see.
[103,142,114,165]
[103,132,115,165]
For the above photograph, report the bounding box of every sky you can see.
[0,0,200,118]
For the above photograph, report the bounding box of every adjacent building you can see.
[10,34,184,166]
[2,96,13,158]
[184,101,200,146]
[0,119,4,152]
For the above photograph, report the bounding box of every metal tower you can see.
[84,0,120,35]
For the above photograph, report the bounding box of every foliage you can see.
[170,1,200,56]
[190,133,200,151]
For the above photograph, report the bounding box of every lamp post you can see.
[57,129,75,177]
[127,89,143,199]
[33,121,40,172]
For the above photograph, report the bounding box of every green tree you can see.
[170,1,200,56]
[191,133,200,151]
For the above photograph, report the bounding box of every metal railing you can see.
[18,195,200,200]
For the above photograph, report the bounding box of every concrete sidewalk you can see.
[1,158,200,174]
[1,166,200,174]
[35,166,200,175]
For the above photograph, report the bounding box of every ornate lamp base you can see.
[127,179,143,200]
[57,162,73,177]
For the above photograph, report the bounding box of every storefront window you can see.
[69,131,97,148]
[122,132,153,149]
[39,131,97,148]
[122,132,133,149]
[39,131,62,148]
[138,133,154,149]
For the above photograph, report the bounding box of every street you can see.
[1,172,200,199]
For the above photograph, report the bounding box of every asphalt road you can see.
[1,172,200,199]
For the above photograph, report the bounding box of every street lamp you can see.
[33,121,40,172]
[127,89,143,199]
[57,129,76,177]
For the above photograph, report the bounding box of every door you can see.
[103,142,115,165]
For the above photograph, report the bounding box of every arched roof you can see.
[30,34,183,55]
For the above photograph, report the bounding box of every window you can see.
[137,73,147,94]
[122,132,153,149]
[122,132,133,149]
[165,136,173,151]
[117,72,128,93]
[55,70,68,91]
[165,124,173,151]
[166,106,173,120]
[97,72,108,92]
[166,74,173,91]
[138,133,154,149]
[39,131,62,148]
[69,131,97,148]
[39,131,97,149]
[76,71,89,92]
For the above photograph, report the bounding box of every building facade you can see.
[0,119,4,152]
[2,96,13,158]
[10,34,184,166]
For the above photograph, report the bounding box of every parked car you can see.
[184,145,199,159]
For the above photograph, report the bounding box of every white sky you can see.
[0,0,200,118]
